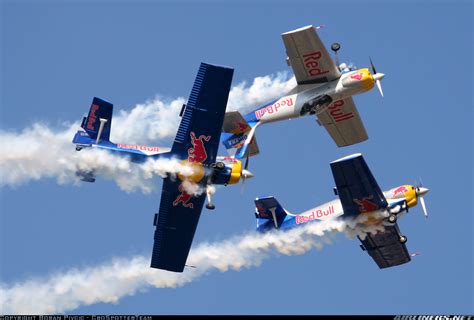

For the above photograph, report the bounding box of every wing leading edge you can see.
[151,63,234,272]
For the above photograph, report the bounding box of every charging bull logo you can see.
[392,186,408,197]
[173,131,211,208]
[350,73,364,81]
[188,132,211,163]
[353,196,379,213]
[172,184,194,209]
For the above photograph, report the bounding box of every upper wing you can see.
[317,97,368,147]
[171,62,234,165]
[330,154,388,217]
[151,63,234,272]
[358,223,411,268]
[151,178,206,272]
[282,25,341,85]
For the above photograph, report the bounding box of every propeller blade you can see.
[376,79,384,97]
[369,56,377,74]
[419,196,428,218]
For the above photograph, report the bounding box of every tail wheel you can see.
[399,235,407,244]
[388,214,397,224]
[216,162,225,170]
[206,204,215,210]
[75,146,83,151]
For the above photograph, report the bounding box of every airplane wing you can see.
[151,62,234,272]
[358,223,411,268]
[282,25,341,85]
[330,154,388,218]
[316,97,368,147]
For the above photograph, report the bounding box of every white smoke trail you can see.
[0,72,295,190]
[0,218,383,314]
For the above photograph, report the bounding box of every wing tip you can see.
[331,153,363,164]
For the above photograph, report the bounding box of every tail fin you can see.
[80,97,113,142]
[221,111,260,159]
[254,196,288,231]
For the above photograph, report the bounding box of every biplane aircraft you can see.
[222,25,385,162]
[254,154,429,269]
[72,63,253,272]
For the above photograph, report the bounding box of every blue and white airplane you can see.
[221,25,385,161]
[254,154,429,269]
[72,63,253,272]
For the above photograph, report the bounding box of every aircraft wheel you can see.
[216,162,225,170]
[76,146,83,151]
[388,214,397,224]
[206,204,215,210]
[399,235,407,244]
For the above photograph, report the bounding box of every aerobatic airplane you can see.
[222,25,385,162]
[254,154,429,269]
[72,63,253,272]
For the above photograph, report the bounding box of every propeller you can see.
[369,57,385,97]
[241,155,254,193]
[415,178,429,218]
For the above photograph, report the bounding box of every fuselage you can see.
[245,68,376,125]
[75,134,247,187]
[257,184,419,232]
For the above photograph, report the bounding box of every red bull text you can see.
[86,104,99,130]
[254,96,294,120]
[328,100,354,122]
[295,205,335,224]
[303,51,329,77]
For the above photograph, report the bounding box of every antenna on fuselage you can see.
[331,42,341,72]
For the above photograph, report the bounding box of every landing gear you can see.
[75,146,83,151]
[300,95,333,116]
[399,235,408,244]
[205,185,215,210]
[388,214,397,224]
[210,162,225,170]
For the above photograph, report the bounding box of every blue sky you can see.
[1,0,473,315]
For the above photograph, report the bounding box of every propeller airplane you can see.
[254,153,429,269]
[222,25,386,166]
[72,63,254,272]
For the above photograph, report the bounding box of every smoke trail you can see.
[0,218,383,314]
[0,72,295,190]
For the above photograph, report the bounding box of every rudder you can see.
[81,97,113,142]
[254,196,288,231]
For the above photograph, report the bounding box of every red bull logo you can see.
[392,186,408,197]
[353,196,379,213]
[295,205,335,224]
[117,144,161,152]
[303,51,329,77]
[254,96,294,120]
[173,131,211,208]
[328,99,354,123]
[86,104,99,130]
[350,73,364,81]
[188,132,211,163]
[172,184,194,209]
